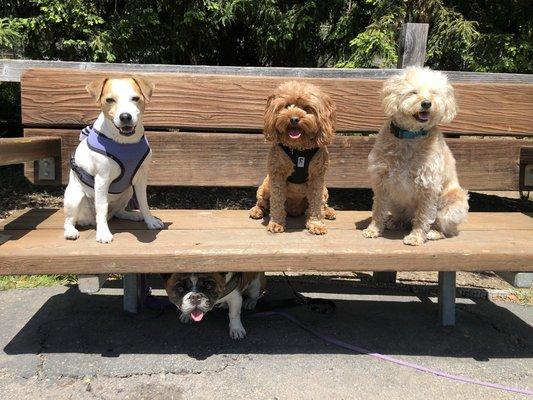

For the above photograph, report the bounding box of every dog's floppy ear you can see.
[263,94,282,142]
[316,92,336,147]
[85,78,108,103]
[441,82,457,123]
[132,76,155,102]
[381,74,404,117]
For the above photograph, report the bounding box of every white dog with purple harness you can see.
[64,76,164,243]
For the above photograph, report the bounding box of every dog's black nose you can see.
[421,100,432,109]
[190,293,201,305]
[290,117,300,126]
[119,112,132,123]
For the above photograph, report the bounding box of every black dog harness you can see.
[279,144,320,184]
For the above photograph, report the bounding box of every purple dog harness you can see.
[70,126,150,194]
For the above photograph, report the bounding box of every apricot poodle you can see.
[250,81,336,235]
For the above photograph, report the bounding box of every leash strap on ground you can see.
[251,311,533,396]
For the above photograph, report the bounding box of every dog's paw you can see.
[427,230,445,241]
[362,225,381,238]
[96,228,113,243]
[229,321,246,340]
[267,221,285,233]
[403,231,426,246]
[179,313,191,324]
[249,206,264,219]
[145,216,164,230]
[64,226,80,240]
[242,298,258,310]
[306,220,328,235]
[324,207,336,220]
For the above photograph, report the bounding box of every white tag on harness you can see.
[297,157,305,168]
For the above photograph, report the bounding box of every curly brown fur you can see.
[362,67,469,246]
[250,81,336,235]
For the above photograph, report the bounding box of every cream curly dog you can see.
[250,81,336,235]
[362,67,469,246]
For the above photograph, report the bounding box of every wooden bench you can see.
[0,67,532,327]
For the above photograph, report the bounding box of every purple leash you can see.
[145,290,532,396]
[252,311,533,396]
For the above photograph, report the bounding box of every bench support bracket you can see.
[438,271,456,326]
[123,274,146,314]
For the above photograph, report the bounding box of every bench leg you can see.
[372,271,397,283]
[438,271,456,326]
[78,274,109,294]
[123,273,147,314]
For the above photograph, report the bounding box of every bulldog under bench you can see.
[0,66,532,326]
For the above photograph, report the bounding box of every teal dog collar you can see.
[390,123,428,139]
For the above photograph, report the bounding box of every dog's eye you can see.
[131,96,140,102]
[204,282,213,290]
[303,106,313,113]
[105,98,115,104]
[410,90,418,95]
[175,284,185,293]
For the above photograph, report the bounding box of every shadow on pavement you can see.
[4,276,532,361]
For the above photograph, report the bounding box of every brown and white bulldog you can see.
[162,272,266,339]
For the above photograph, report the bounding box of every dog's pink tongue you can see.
[190,309,204,322]
[288,129,301,139]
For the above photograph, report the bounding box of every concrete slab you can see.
[0,277,532,399]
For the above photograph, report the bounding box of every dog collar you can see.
[390,123,428,139]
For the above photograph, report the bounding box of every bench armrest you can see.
[0,137,61,166]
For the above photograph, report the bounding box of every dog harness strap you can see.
[390,123,428,139]
[279,144,320,184]
[220,273,243,299]
[70,126,150,194]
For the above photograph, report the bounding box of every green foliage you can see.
[0,274,76,290]
[0,0,530,72]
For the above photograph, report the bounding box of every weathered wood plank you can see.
[2,209,531,233]
[0,227,531,274]
[24,129,530,190]
[0,137,60,166]
[21,69,533,135]
[397,23,429,68]
[3,59,532,83]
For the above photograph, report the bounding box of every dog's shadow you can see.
[76,218,173,243]
[355,217,411,240]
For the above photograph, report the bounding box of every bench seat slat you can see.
[21,69,533,136]
[24,129,531,190]
[1,209,532,232]
[1,210,531,274]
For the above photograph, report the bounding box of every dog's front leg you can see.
[403,191,439,246]
[94,175,113,243]
[267,174,287,233]
[226,290,246,339]
[362,185,388,238]
[133,175,164,230]
[306,173,327,235]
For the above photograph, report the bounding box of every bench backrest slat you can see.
[21,69,533,136]
[24,129,527,190]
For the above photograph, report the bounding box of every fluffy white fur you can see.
[362,67,469,246]
[64,77,163,243]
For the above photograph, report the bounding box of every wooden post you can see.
[397,23,429,68]
[373,22,429,285]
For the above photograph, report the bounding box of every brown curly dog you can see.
[250,81,336,235]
